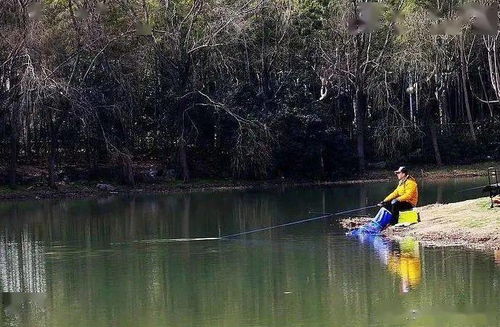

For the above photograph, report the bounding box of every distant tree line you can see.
[1,0,499,187]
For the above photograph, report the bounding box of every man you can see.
[379,166,418,225]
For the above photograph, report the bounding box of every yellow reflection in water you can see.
[387,238,421,293]
[356,234,422,293]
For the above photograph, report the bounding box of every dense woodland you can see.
[1,0,499,187]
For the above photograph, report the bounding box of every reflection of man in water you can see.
[387,239,421,293]
[364,235,421,293]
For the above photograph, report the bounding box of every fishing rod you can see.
[308,204,379,216]
[222,204,378,239]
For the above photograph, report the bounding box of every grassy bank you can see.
[387,197,500,251]
[0,161,498,201]
[342,197,500,251]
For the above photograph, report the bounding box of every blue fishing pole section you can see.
[222,205,378,239]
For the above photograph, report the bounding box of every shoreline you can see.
[341,197,500,252]
[0,161,496,202]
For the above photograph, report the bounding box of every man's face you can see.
[396,172,406,180]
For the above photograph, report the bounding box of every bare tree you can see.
[320,0,397,172]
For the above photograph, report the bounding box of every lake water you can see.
[0,177,498,326]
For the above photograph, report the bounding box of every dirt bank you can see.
[342,197,500,251]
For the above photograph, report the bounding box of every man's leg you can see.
[390,201,413,225]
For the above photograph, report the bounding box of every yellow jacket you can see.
[384,176,418,207]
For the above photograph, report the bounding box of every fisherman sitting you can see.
[378,166,419,225]
[347,166,419,236]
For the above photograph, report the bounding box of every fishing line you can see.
[221,213,334,239]
[132,205,378,242]
[221,204,378,239]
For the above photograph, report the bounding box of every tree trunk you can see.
[478,67,494,119]
[48,137,57,188]
[48,108,57,189]
[319,146,325,179]
[353,87,366,172]
[429,121,443,166]
[179,137,190,182]
[435,73,449,134]
[9,106,18,189]
[414,74,419,127]
[25,127,32,164]
[121,153,135,186]
[459,36,477,143]
[485,37,500,103]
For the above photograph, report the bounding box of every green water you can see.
[0,177,498,327]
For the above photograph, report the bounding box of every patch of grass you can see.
[477,198,495,209]
[460,220,487,228]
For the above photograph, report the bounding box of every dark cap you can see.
[394,166,408,174]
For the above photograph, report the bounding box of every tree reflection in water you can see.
[0,229,47,327]
[0,232,46,293]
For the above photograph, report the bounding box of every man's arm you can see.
[383,189,399,202]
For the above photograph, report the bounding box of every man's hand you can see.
[391,199,399,205]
